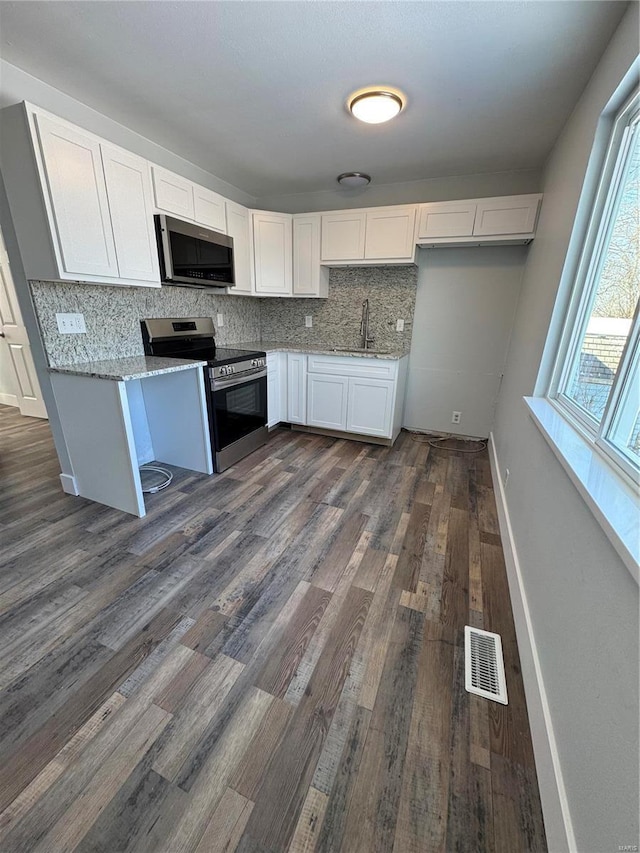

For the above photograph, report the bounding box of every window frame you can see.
[549,88,640,487]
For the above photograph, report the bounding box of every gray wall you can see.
[404,245,527,438]
[492,4,639,851]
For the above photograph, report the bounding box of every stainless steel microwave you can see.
[155,214,235,289]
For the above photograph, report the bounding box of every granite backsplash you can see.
[30,281,261,367]
[30,266,417,366]
[260,266,417,351]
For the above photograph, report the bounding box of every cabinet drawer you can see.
[307,354,398,380]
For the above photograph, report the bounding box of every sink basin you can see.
[330,347,391,355]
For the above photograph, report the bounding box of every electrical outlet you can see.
[396,318,405,332]
[503,468,510,489]
[56,312,86,334]
[216,313,224,328]
[451,411,462,424]
[305,315,313,328]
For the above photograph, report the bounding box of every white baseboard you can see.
[488,432,576,853]
[0,392,18,407]
[59,473,79,496]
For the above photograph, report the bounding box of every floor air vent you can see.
[464,625,508,704]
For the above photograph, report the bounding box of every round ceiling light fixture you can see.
[337,172,371,188]
[348,88,405,124]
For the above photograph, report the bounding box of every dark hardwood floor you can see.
[0,403,547,852]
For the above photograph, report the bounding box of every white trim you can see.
[525,397,639,582]
[488,432,577,853]
[59,472,79,496]
[0,392,18,407]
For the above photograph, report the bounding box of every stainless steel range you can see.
[141,317,267,472]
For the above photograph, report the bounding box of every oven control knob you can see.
[229,365,235,374]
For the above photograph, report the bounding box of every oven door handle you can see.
[212,368,267,390]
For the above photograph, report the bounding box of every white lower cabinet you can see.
[307,373,348,430]
[286,353,307,424]
[346,377,394,437]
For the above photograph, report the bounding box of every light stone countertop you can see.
[235,341,408,360]
[48,355,208,382]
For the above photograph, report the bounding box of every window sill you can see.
[524,396,639,584]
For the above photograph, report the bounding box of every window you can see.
[552,89,640,484]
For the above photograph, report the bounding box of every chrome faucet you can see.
[360,299,374,349]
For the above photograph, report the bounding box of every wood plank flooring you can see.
[0,404,547,852]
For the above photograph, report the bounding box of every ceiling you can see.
[0,1,629,199]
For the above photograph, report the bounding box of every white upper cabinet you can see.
[473,194,541,236]
[34,113,119,280]
[364,206,416,260]
[417,194,543,246]
[321,206,417,264]
[100,145,160,283]
[417,200,477,240]
[151,166,195,220]
[293,214,328,298]
[252,211,292,296]
[321,211,366,261]
[193,186,227,232]
[226,202,253,295]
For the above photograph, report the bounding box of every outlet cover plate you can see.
[56,312,86,334]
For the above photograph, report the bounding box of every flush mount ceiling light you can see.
[337,172,371,188]
[348,88,405,124]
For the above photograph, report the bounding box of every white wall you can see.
[404,245,526,438]
[492,4,639,851]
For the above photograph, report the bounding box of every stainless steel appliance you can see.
[155,215,235,289]
[141,317,267,471]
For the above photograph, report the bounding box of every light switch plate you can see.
[56,312,86,334]
[396,318,405,332]
[216,313,224,327]
[305,315,313,328]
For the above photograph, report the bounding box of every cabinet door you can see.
[321,212,366,261]
[364,206,416,259]
[253,212,292,295]
[267,369,279,428]
[293,214,326,296]
[226,202,253,294]
[151,166,195,220]
[473,195,541,236]
[194,186,227,232]
[34,113,119,279]
[287,353,307,424]
[101,145,160,284]
[267,352,286,427]
[346,377,394,437]
[417,201,477,239]
[307,374,348,430]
